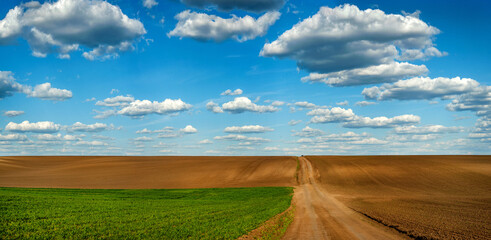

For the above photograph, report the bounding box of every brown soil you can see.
[282,157,406,240]
[0,156,297,189]
[305,155,491,240]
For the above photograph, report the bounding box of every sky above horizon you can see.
[0,0,489,156]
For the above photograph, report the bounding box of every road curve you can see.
[282,157,405,240]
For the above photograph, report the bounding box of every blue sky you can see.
[0,0,489,155]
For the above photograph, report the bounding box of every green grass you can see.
[0,187,293,239]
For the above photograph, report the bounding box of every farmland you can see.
[0,187,293,239]
[305,155,491,239]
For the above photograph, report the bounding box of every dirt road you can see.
[283,157,404,240]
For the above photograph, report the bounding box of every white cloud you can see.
[96,95,134,107]
[344,114,420,128]
[180,0,284,13]
[301,62,428,87]
[386,134,439,142]
[206,101,224,113]
[355,101,376,107]
[0,133,28,141]
[134,136,153,141]
[271,101,285,106]
[33,133,81,141]
[394,125,464,134]
[362,77,481,100]
[221,88,243,96]
[0,71,25,99]
[136,127,174,134]
[4,110,24,117]
[224,125,273,133]
[24,82,72,101]
[293,126,324,137]
[93,109,118,119]
[168,10,280,42]
[261,4,443,86]
[180,125,198,134]
[307,106,420,128]
[118,99,192,117]
[446,86,490,117]
[199,139,213,144]
[73,140,108,146]
[308,107,356,123]
[214,134,270,142]
[288,120,302,126]
[351,137,388,145]
[294,101,318,109]
[336,100,348,106]
[71,122,109,132]
[143,0,158,9]
[264,146,279,151]
[209,97,279,114]
[0,0,146,59]
[6,120,60,133]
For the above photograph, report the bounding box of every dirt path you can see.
[282,157,405,240]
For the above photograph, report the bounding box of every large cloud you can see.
[180,0,284,13]
[261,4,444,86]
[118,99,192,117]
[0,0,146,60]
[207,97,278,114]
[168,10,280,42]
[224,125,273,133]
[6,120,60,133]
[362,77,481,100]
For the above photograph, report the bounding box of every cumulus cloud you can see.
[96,95,134,107]
[73,140,108,146]
[301,62,428,87]
[6,120,60,133]
[224,125,273,133]
[362,77,481,101]
[0,0,146,59]
[207,97,278,114]
[307,106,420,128]
[180,125,198,133]
[0,71,25,99]
[93,110,118,119]
[261,4,443,86]
[4,110,24,117]
[386,134,439,142]
[221,89,243,96]
[118,99,192,117]
[134,136,153,142]
[24,82,72,101]
[294,101,318,109]
[70,122,109,132]
[168,10,280,42]
[336,100,348,106]
[180,0,284,13]
[143,0,158,9]
[293,126,324,137]
[214,134,270,142]
[446,86,490,117]
[0,133,28,141]
[33,133,82,141]
[394,125,464,134]
[344,115,420,128]
[136,127,174,134]
[1,71,72,101]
